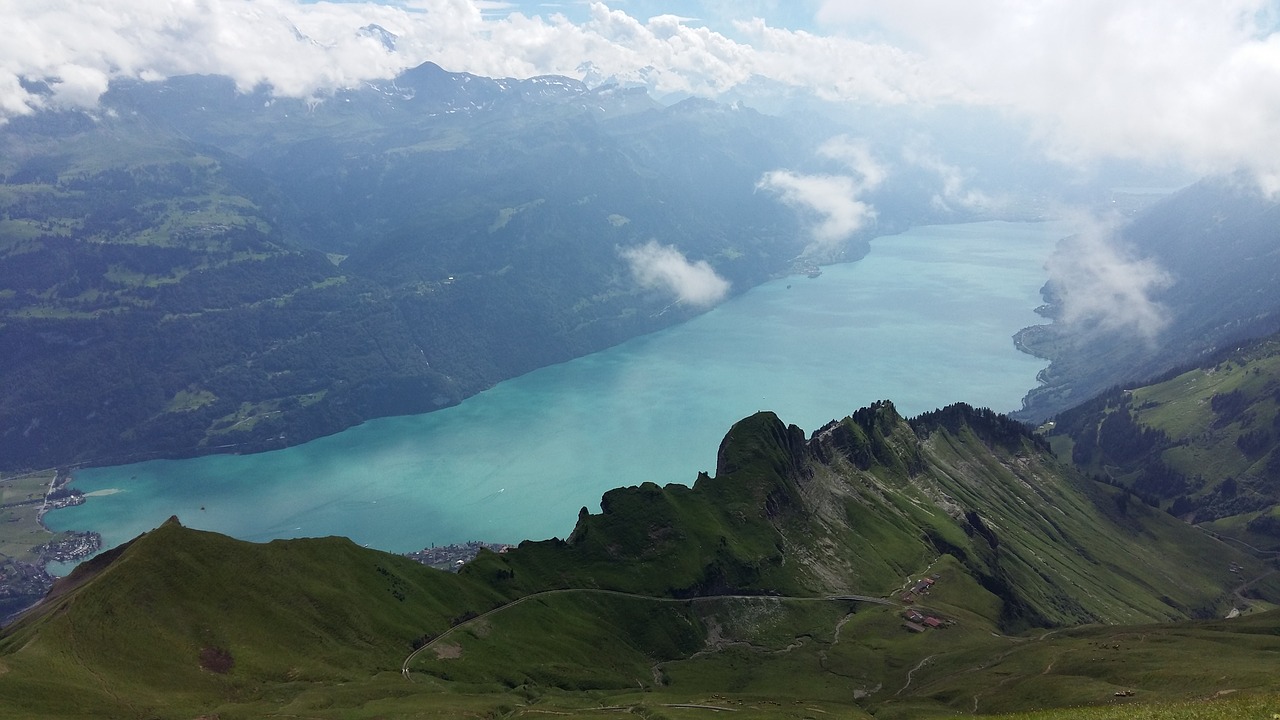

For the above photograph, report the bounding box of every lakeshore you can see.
[0,469,101,621]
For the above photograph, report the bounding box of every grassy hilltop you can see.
[1,401,1276,719]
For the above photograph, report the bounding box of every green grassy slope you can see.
[0,518,506,718]
[907,609,1280,718]
[1051,332,1280,550]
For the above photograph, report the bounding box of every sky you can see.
[3,0,1279,191]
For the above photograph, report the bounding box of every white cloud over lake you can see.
[757,171,875,254]
[621,241,731,307]
[757,135,885,255]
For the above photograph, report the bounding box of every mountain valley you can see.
[1,38,1279,720]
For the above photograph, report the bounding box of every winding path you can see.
[896,655,934,696]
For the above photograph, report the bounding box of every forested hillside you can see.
[0,64,971,472]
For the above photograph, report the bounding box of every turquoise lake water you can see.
[46,220,1074,561]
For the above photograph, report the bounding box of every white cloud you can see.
[817,135,887,190]
[816,0,1280,193]
[0,1,940,119]
[728,17,952,105]
[0,0,421,114]
[1043,216,1173,340]
[2,0,1278,192]
[901,141,998,213]
[756,171,875,254]
[621,240,730,307]
[757,135,885,255]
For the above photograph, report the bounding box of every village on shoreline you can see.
[0,468,102,621]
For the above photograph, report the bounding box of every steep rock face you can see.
[709,411,810,524]
[810,400,924,473]
[714,411,807,480]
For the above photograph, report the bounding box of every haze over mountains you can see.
[4,61,1278,470]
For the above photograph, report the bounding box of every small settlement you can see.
[405,540,512,571]
[900,575,951,632]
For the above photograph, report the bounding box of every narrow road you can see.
[1194,526,1280,557]
[827,594,896,606]
[37,471,58,518]
[1229,567,1278,616]
[401,588,898,679]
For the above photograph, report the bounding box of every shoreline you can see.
[0,468,102,624]
[24,215,1064,573]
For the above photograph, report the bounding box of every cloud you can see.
[3,0,1279,192]
[0,1,942,120]
[816,0,1280,193]
[757,135,885,255]
[621,240,730,307]
[0,0,422,114]
[817,135,887,190]
[728,17,952,105]
[901,141,998,213]
[757,171,875,254]
[1043,216,1173,340]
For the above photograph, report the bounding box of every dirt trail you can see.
[401,588,895,680]
[895,655,934,696]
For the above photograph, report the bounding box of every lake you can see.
[46,220,1074,560]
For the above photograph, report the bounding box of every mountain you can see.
[2,401,1272,718]
[1017,178,1280,420]
[0,63,980,473]
[1048,331,1280,551]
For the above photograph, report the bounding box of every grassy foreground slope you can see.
[0,518,509,718]
[920,608,1280,718]
[0,403,1274,718]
